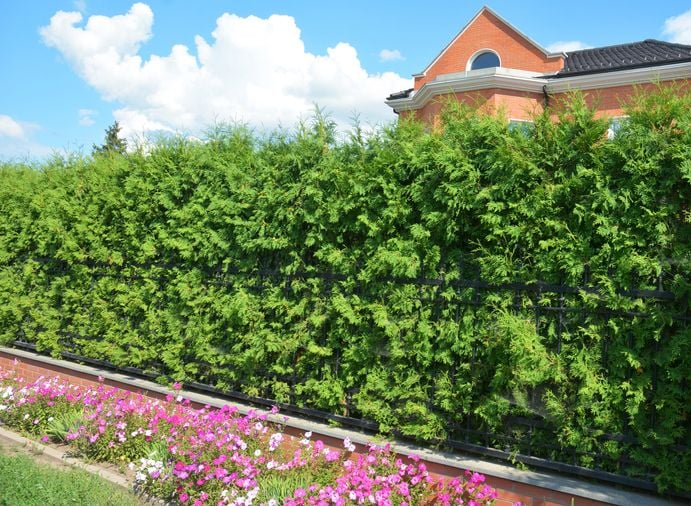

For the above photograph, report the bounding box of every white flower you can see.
[254,449,261,457]
[268,432,283,451]
[343,437,356,452]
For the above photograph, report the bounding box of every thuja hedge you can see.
[0,88,689,492]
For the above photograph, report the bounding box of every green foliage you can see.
[45,406,84,443]
[93,121,127,156]
[0,87,689,493]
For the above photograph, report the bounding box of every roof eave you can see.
[555,57,691,78]
[386,61,691,112]
[546,60,691,92]
[386,69,548,111]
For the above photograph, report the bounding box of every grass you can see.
[0,449,144,506]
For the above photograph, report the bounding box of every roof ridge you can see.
[643,38,691,49]
[566,38,691,56]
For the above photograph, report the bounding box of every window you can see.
[607,116,628,139]
[508,119,534,136]
[469,50,500,70]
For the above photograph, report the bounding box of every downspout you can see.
[542,84,550,109]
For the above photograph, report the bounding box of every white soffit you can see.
[387,62,691,111]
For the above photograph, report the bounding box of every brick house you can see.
[386,6,691,126]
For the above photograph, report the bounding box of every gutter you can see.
[387,61,691,112]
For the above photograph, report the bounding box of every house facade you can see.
[386,6,691,124]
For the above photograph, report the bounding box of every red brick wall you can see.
[401,88,545,124]
[414,9,563,90]
[0,349,618,505]
[551,80,691,119]
[401,79,689,124]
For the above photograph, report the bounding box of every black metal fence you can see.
[4,256,689,496]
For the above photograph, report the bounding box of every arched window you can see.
[469,50,500,70]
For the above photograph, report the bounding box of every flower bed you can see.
[0,369,505,505]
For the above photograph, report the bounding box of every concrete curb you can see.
[1,346,683,506]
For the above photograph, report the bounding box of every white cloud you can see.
[663,9,691,44]
[379,48,403,62]
[0,138,55,160]
[0,116,53,160]
[73,0,86,13]
[545,41,592,53]
[40,3,411,140]
[78,108,97,126]
[0,114,26,139]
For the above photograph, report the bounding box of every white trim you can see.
[546,62,691,92]
[416,6,562,78]
[387,62,691,113]
[467,48,502,71]
[388,68,547,112]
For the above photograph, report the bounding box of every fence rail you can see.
[3,256,689,496]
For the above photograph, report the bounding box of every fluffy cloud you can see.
[545,41,592,53]
[0,114,26,139]
[379,49,403,62]
[0,115,53,160]
[40,3,410,139]
[78,108,97,126]
[663,9,691,44]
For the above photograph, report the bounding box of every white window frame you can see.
[466,49,502,71]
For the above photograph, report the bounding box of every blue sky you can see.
[1,1,690,160]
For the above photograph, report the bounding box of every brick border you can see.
[0,347,680,506]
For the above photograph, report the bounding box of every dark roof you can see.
[386,88,413,101]
[386,39,691,102]
[555,39,691,77]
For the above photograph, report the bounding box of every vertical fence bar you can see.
[8,256,688,494]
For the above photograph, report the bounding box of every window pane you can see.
[509,120,534,136]
[471,52,500,70]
